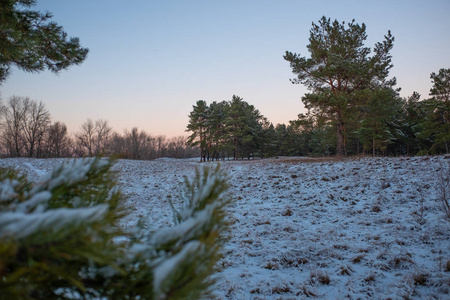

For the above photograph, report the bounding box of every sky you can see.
[1,0,449,137]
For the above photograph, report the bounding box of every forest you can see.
[186,68,449,160]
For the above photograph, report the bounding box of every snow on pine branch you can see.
[0,158,113,239]
[31,158,109,193]
[0,204,108,239]
[15,191,52,213]
[153,240,202,296]
[0,178,19,203]
[173,167,228,224]
[151,205,214,247]
[149,166,229,299]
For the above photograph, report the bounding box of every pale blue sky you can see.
[2,0,449,137]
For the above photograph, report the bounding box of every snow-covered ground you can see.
[1,156,449,299]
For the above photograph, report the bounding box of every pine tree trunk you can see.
[444,138,449,154]
[336,120,345,157]
[373,137,376,157]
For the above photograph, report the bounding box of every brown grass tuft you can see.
[412,273,428,286]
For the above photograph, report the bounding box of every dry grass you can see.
[271,284,291,294]
[282,208,293,216]
[297,285,317,297]
[263,260,279,270]
[352,254,365,263]
[364,273,376,283]
[310,269,331,285]
[412,272,428,286]
[339,265,354,275]
[275,156,350,164]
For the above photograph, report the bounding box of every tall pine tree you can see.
[186,100,209,162]
[417,68,450,154]
[284,16,395,156]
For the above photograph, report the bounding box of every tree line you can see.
[290,74,450,156]
[2,5,449,159]
[0,96,199,159]
[186,68,449,158]
[187,17,450,158]
[186,95,268,161]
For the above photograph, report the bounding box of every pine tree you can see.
[429,68,450,153]
[393,92,423,155]
[289,114,315,155]
[0,159,229,299]
[187,96,265,161]
[259,118,276,158]
[430,68,450,103]
[186,100,209,162]
[206,101,230,160]
[416,68,450,154]
[284,16,395,156]
[224,95,263,159]
[356,88,401,155]
[0,0,88,83]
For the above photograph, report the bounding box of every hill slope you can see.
[1,156,449,299]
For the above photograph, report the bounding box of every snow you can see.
[34,158,108,192]
[153,240,202,298]
[151,207,211,247]
[0,205,108,239]
[16,190,51,213]
[1,156,449,299]
[0,178,19,203]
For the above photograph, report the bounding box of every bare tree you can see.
[124,127,150,160]
[163,136,200,158]
[44,121,73,157]
[0,98,5,127]
[94,119,112,155]
[20,98,51,157]
[0,97,51,157]
[75,119,112,157]
[167,136,186,158]
[1,96,27,157]
[154,135,167,158]
[108,132,127,157]
[98,129,199,160]
[75,119,96,156]
[0,99,6,155]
